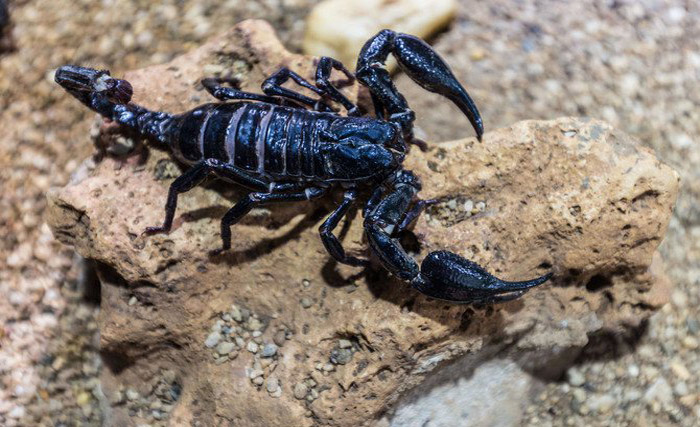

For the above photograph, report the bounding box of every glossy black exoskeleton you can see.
[55,30,551,304]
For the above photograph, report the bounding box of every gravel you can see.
[1,0,698,425]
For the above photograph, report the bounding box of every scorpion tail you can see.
[56,65,175,144]
[411,251,552,304]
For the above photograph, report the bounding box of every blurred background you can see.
[0,0,697,425]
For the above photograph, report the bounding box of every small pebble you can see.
[644,377,673,404]
[247,341,259,353]
[204,332,221,348]
[627,364,640,377]
[247,317,263,331]
[589,394,615,414]
[293,382,309,400]
[670,361,690,380]
[301,297,313,308]
[330,348,353,365]
[463,199,474,213]
[307,388,319,402]
[567,367,586,387]
[128,296,137,306]
[674,381,689,397]
[230,305,243,322]
[266,377,280,394]
[126,388,139,401]
[261,343,278,358]
[76,391,91,406]
[216,341,235,356]
[338,339,352,349]
[273,330,287,347]
[8,406,25,419]
[682,336,698,349]
[252,376,264,386]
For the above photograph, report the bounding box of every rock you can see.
[293,382,309,400]
[46,20,679,427]
[246,341,259,354]
[204,331,220,348]
[216,341,235,356]
[330,348,353,365]
[266,377,281,395]
[261,343,278,358]
[567,367,586,387]
[682,336,698,349]
[669,361,690,381]
[644,378,673,404]
[304,0,457,71]
[588,394,616,414]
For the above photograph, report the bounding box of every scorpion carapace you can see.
[55,29,552,304]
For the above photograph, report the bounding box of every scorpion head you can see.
[55,65,133,105]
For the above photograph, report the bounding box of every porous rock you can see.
[303,0,457,72]
[46,20,679,427]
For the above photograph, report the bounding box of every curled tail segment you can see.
[55,65,174,144]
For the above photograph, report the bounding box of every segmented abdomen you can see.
[171,102,335,180]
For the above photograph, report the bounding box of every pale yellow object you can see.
[303,0,457,71]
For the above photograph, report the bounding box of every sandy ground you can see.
[0,1,697,426]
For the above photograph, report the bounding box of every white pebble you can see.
[204,332,221,348]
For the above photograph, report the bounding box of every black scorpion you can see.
[55,30,552,304]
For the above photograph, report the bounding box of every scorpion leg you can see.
[202,78,282,104]
[143,159,271,236]
[262,68,334,112]
[396,199,438,233]
[319,189,369,267]
[364,170,551,304]
[356,29,484,141]
[213,187,328,254]
[315,57,360,115]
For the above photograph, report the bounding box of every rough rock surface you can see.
[46,21,679,427]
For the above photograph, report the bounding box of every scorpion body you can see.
[164,102,399,182]
[56,29,552,304]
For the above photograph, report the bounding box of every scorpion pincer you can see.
[55,29,552,304]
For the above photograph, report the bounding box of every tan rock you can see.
[47,21,679,427]
[303,0,457,71]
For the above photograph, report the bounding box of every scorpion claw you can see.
[411,251,552,303]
